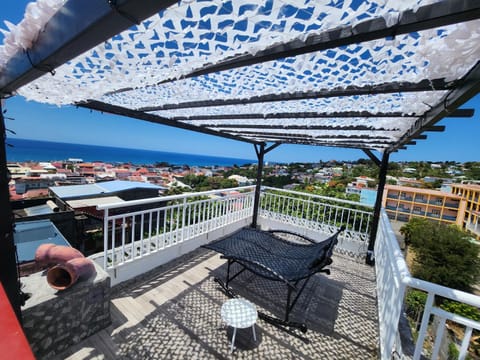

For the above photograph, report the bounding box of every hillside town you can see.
[9,158,480,257]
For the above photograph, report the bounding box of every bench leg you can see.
[252,324,257,342]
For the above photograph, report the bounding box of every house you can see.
[227,174,251,186]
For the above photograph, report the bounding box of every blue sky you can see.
[1,1,480,163]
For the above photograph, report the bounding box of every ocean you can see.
[6,138,255,167]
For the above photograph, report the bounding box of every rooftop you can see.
[58,248,378,359]
[49,180,165,199]
[386,184,463,198]
[451,183,480,191]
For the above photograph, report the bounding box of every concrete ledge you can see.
[21,261,110,360]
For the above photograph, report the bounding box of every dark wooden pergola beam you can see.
[424,125,446,132]
[245,136,396,148]
[390,62,480,152]
[222,129,394,141]
[0,0,179,96]
[362,149,382,167]
[235,134,393,147]
[106,0,480,96]
[448,108,475,117]
[241,136,396,145]
[172,111,416,121]
[138,78,453,111]
[78,100,260,145]
[184,0,480,80]
[200,124,402,131]
[414,135,428,140]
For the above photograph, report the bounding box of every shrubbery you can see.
[400,218,480,292]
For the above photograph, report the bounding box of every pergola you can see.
[1,0,480,320]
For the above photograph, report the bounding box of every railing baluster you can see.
[181,197,187,242]
[193,202,197,236]
[111,219,116,266]
[186,202,191,239]
[103,208,109,270]
[140,213,144,257]
[215,199,219,228]
[131,215,135,258]
[169,207,174,244]
[148,212,152,253]
[459,327,473,360]
[431,316,446,360]
[98,186,254,266]
[121,217,126,263]
[156,210,160,249]
[162,207,167,249]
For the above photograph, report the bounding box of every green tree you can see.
[400,217,428,246]
[405,289,428,330]
[401,219,480,292]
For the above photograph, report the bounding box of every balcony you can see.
[414,198,427,203]
[466,222,480,237]
[442,215,457,222]
[21,187,480,360]
[444,202,460,209]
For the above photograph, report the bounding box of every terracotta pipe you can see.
[35,243,84,267]
[34,244,96,290]
[46,257,96,291]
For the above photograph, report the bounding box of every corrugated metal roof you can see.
[23,204,54,216]
[50,180,165,199]
[66,196,124,209]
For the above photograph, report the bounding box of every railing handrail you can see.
[97,185,256,210]
[377,208,480,360]
[404,276,480,308]
[380,209,480,307]
[262,185,374,208]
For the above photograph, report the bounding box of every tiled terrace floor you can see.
[56,248,378,359]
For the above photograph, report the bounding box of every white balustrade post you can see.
[413,292,435,360]
[181,197,187,242]
[459,327,473,360]
[103,208,109,270]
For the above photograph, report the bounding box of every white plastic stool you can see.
[221,298,257,353]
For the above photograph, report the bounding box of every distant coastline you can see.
[6,138,255,167]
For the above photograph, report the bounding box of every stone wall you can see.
[21,261,110,359]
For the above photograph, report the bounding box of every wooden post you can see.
[0,100,22,321]
[250,142,281,228]
[366,151,390,265]
[251,144,265,228]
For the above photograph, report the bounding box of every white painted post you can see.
[103,208,109,270]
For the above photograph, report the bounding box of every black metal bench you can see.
[203,226,345,332]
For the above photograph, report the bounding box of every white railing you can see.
[466,221,480,237]
[376,209,480,360]
[260,186,373,257]
[97,186,255,270]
